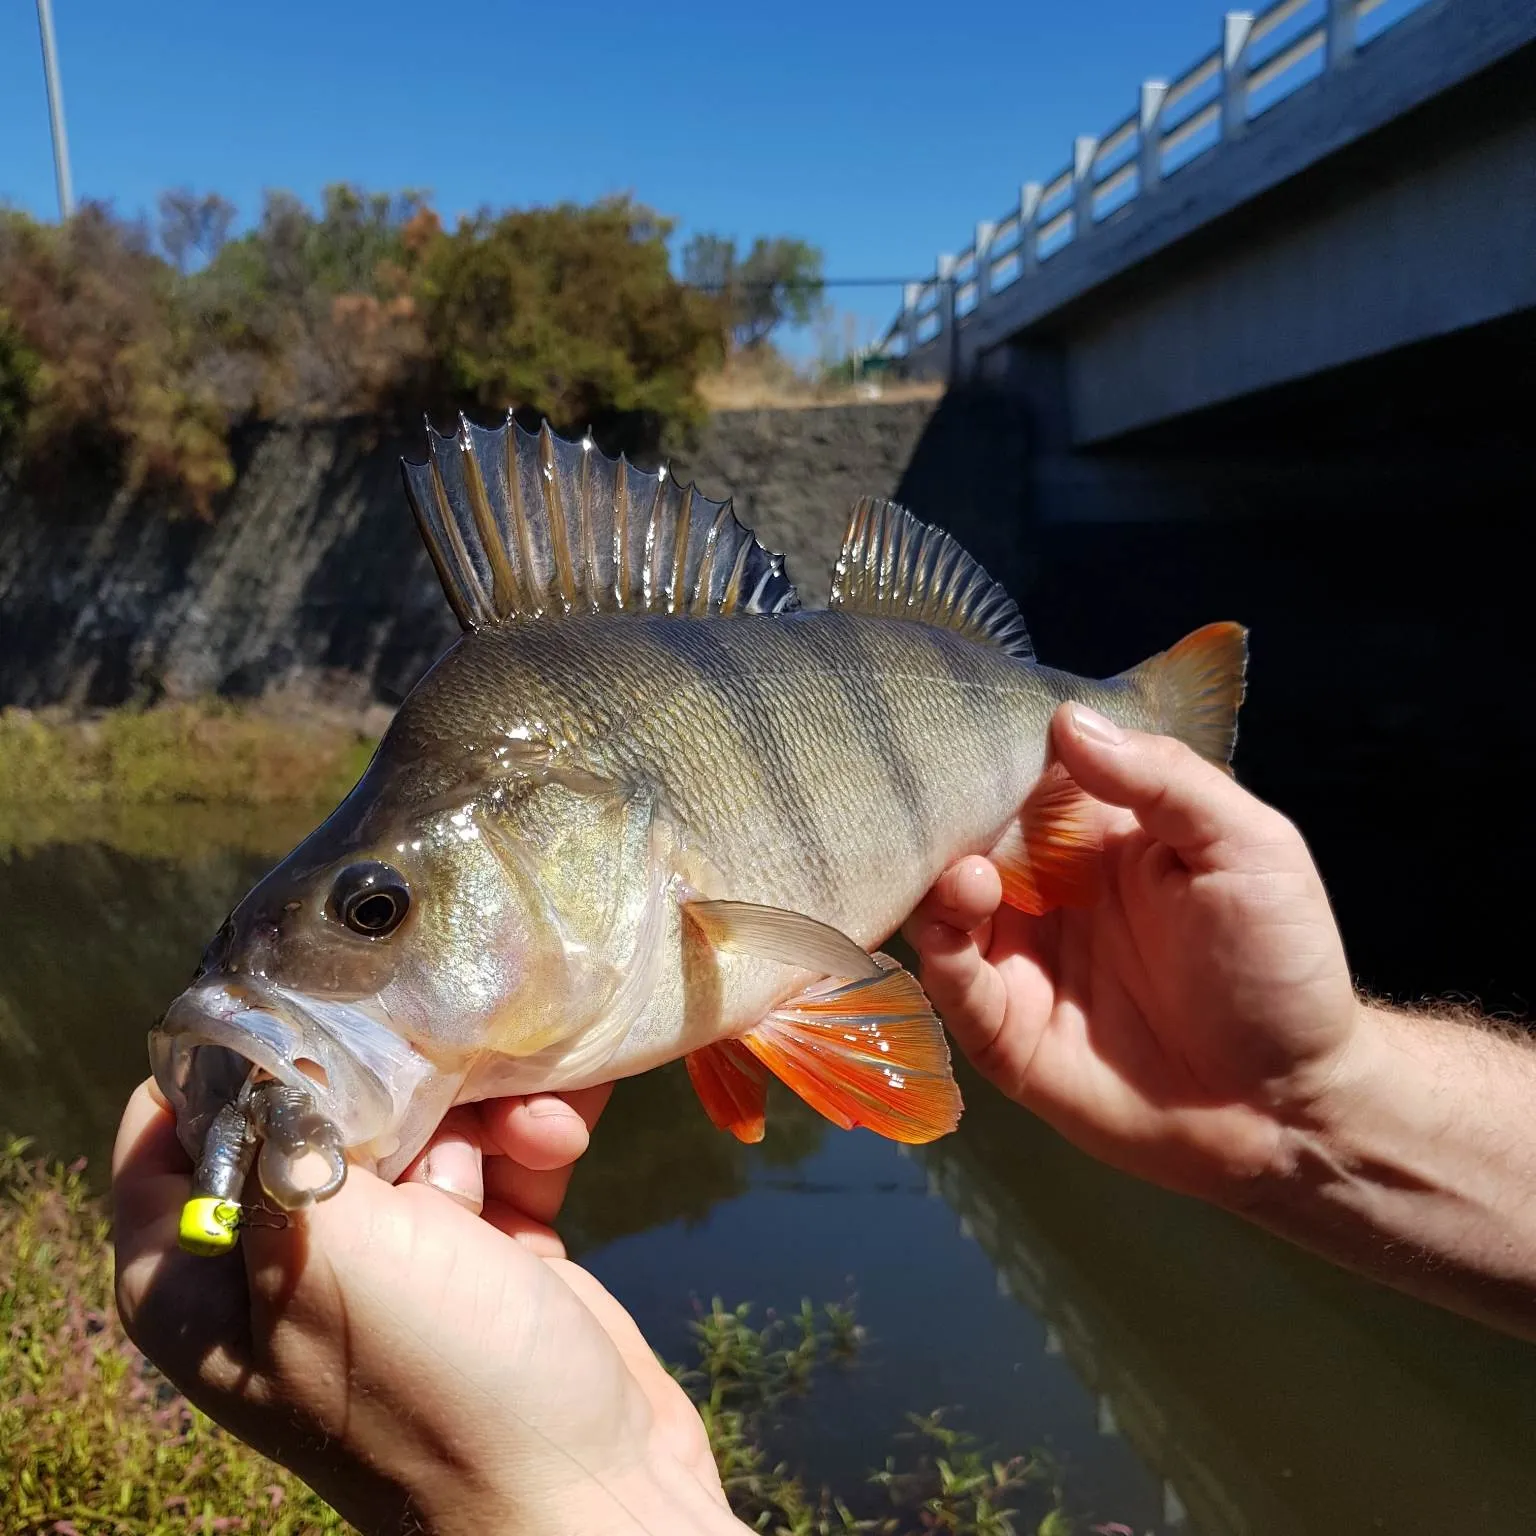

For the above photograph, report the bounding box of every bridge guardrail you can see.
[884,0,1438,368]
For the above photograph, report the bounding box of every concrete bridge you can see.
[884,0,1536,458]
[861,0,1536,1031]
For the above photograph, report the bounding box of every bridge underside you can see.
[963,26,1536,454]
[1060,49,1536,444]
[891,291,1536,1022]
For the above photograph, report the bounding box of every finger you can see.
[110,1081,253,1383]
[112,1081,194,1315]
[902,877,1010,1065]
[548,1259,720,1487]
[479,1197,567,1258]
[1052,703,1277,863]
[112,1078,191,1188]
[907,855,1002,937]
[399,1106,484,1213]
[483,1157,578,1229]
[480,1083,612,1173]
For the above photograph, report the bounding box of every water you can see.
[6,806,1536,1534]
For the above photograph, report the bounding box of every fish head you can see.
[152,724,664,1174]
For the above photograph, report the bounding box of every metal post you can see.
[1072,136,1099,241]
[1326,0,1356,68]
[935,254,958,383]
[1139,80,1168,194]
[974,220,996,307]
[1019,181,1042,274]
[1222,11,1255,141]
[35,0,74,219]
[901,282,921,360]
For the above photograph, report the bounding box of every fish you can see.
[151,415,1247,1229]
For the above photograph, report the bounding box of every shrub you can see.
[0,304,39,455]
[0,189,823,513]
[414,195,723,447]
[0,206,233,517]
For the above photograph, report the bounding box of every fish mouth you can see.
[151,979,437,1172]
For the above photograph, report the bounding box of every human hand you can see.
[113,1082,740,1536]
[904,703,1362,1205]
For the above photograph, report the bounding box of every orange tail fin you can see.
[1121,621,1248,771]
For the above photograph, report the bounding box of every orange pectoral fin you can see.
[741,957,962,1144]
[989,761,1103,916]
[686,1039,769,1143]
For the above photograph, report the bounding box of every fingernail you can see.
[526,1096,578,1120]
[421,1143,482,1211]
[1067,703,1125,746]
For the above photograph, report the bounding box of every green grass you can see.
[1,1142,1101,1536]
[0,704,377,810]
[0,1138,348,1536]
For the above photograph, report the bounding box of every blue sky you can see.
[2,0,1225,352]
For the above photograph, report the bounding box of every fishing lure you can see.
[178,1079,345,1255]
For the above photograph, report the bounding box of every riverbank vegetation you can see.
[0,189,826,517]
[0,703,376,808]
[2,1141,1094,1536]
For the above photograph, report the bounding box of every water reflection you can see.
[918,1076,1536,1535]
[0,806,313,1170]
[6,812,1536,1534]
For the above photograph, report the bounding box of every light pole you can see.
[35,0,74,219]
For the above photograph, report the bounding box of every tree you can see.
[681,232,735,296]
[157,190,235,274]
[735,237,823,348]
[682,233,824,350]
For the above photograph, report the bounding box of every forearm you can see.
[1241,1001,1536,1339]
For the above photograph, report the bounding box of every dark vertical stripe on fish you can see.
[641,621,838,896]
[832,618,933,857]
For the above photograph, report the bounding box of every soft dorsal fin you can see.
[400,415,801,630]
[828,496,1033,659]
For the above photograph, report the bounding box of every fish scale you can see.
[152,416,1247,1247]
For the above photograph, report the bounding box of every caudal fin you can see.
[1121,622,1248,770]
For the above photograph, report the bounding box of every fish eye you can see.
[330,862,411,938]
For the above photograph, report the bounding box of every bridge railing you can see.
[884,0,1438,368]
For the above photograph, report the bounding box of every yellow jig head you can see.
[178,1196,244,1256]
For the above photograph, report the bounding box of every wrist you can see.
[540,1453,746,1536]
[409,1448,745,1536]
[1233,997,1392,1218]
[1227,997,1536,1337]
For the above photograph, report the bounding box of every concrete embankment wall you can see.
[5,373,1535,1016]
[0,401,936,710]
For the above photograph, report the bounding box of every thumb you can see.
[1051,702,1273,863]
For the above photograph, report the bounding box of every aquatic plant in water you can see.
[674,1296,1080,1535]
[2,1142,1105,1536]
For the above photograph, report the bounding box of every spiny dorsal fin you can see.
[828,496,1033,660]
[400,415,801,631]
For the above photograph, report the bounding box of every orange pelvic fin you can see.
[989,761,1103,916]
[741,957,962,1144]
[686,1039,769,1144]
